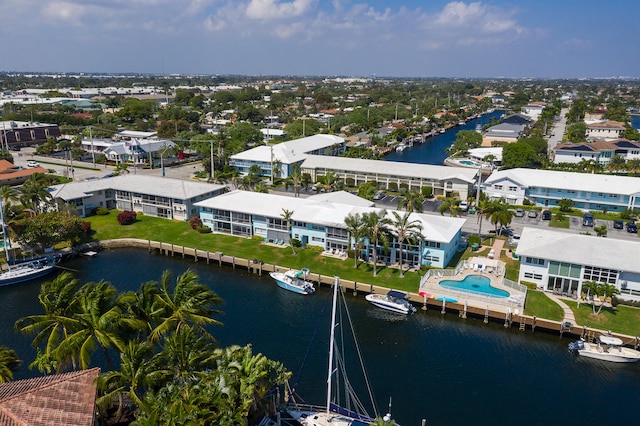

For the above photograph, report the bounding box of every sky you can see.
[1,0,639,78]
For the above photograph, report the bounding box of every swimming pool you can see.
[458,160,478,166]
[439,274,510,298]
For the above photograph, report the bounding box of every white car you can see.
[459,201,469,211]
[26,160,39,168]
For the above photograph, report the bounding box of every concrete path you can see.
[544,292,577,325]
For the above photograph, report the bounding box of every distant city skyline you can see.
[2,1,638,79]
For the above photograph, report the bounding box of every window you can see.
[509,186,518,191]
[525,257,544,265]
[494,185,503,190]
[549,261,581,278]
[14,131,20,141]
[524,272,543,280]
[311,236,325,243]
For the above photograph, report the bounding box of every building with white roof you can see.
[553,139,640,165]
[229,134,345,178]
[483,168,640,212]
[195,190,467,268]
[82,138,175,167]
[300,155,478,199]
[516,228,640,302]
[49,175,226,220]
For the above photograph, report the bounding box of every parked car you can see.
[626,222,638,233]
[582,212,594,227]
[373,191,385,201]
[459,201,469,212]
[542,210,552,220]
[514,208,525,217]
[613,220,624,229]
[527,210,539,218]
[26,160,39,167]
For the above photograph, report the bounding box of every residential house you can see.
[517,228,640,302]
[49,175,226,220]
[300,155,477,199]
[196,190,466,269]
[520,102,546,121]
[0,159,49,186]
[586,120,625,141]
[0,368,100,426]
[483,168,640,211]
[229,134,345,178]
[553,139,640,165]
[481,114,531,146]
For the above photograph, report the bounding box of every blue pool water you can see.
[458,160,477,166]
[439,275,510,298]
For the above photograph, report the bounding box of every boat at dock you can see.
[0,200,58,286]
[287,277,398,425]
[365,290,416,314]
[270,268,315,295]
[568,335,640,363]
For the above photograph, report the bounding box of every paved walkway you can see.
[544,292,577,325]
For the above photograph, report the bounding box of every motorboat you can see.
[270,268,315,295]
[568,335,640,363]
[287,277,398,425]
[365,290,416,314]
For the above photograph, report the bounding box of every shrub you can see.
[421,186,433,197]
[388,182,398,192]
[196,225,211,234]
[307,245,324,252]
[94,207,109,216]
[291,238,302,248]
[520,281,538,290]
[81,221,91,235]
[345,178,355,187]
[399,183,409,190]
[117,210,137,225]
[522,199,531,206]
[189,216,203,230]
[467,235,481,246]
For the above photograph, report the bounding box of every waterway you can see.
[385,110,504,166]
[1,249,638,425]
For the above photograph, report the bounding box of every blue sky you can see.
[1,0,638,78]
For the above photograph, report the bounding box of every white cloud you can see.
[245,0,316,20]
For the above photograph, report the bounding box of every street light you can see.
[160,144,171,178]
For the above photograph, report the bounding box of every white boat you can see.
[568,335,640,363]
[365,290,416,315]
[287,277,397,425]
[270,268,315,295]
[0,201,57,286]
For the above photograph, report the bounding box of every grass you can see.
[85,212,640,333]
[523,290,564,321]
[83,213,421,293]
[548,217,570,228]
[564,300,640,336]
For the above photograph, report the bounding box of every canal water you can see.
[385,110,504,166]
[1,249,638,425]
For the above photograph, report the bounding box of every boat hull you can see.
[578,346,640,363]
[0,263,57,286]
[365,293,415,314]
[270,271,315,295]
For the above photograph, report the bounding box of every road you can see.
[547,107,569,156]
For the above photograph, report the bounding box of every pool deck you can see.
[419,253,527,314]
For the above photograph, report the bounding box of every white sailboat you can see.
[287,277,397,425]
[0,200,57,286]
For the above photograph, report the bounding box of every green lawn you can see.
[83,212,640,333]
[524,290,564,321]
[564,300,640,336]
[548,217,570,228]
[83,213,421,293]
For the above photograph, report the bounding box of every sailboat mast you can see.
[0,198,10,270]
[326,276,339,417]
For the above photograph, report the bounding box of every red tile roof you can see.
[0,368,100,426]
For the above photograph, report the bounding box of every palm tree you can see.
[280,208,296,255]
[438,196,460,217]
[607,154,626,173]
[127,281,163,340]
[150,269,224,344]
[15,271,82,373]
[363,211,391,277]
[344,212,366,268]
[388,211,424,278]
[97,340,160,417]
[397,190,424,213]
[19,174,53,213]
[159,324,217,385]
[0,346,21,383]
[323,171,338,193]
[0,185,19,203]
[55,280,140,371]
[290,166,302,197]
